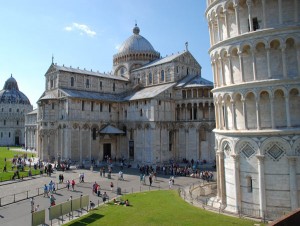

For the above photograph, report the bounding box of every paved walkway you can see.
[0,166,205,226]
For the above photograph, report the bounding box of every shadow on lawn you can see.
[68,213,104,225]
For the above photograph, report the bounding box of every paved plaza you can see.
[0,164,205,226]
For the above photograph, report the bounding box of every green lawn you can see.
[0,147,40,181]
[64,190,263,226]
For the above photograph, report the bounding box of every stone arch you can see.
[289,88,300,127]
[273,88,287,128]
[292,138,300,156]
[261,137,291,161]
[245,91,256,129]
[241,44,253,82]
[220,139,233,156]
[285,37,298,77]
[233,92,244,130]
[269,39,283,79]
[254,41,268,80]
[235,138,259,159]
[229,47,240,84]
[258,90,271,129]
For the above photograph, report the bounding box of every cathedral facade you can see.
[0,76,33,146]
[26,25,215,166]
[206,0,300,219]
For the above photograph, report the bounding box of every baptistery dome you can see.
[0,75,31,104]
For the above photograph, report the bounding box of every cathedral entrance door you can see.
[103,143,111,159]
[15,136,20,146]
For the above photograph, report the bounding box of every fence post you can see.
[27,191,29,199]
[14,194,16,203]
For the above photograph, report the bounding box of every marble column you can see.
[295,0,299,23]
[252,49,257,81]
[219,151,226,204]
[262,0,266,28]
[270,96,275,129]
[246,0,253,32]
[285,96,291,127]
[281,46,287,78]
[256,155,266,218]
[278,0,283,24]
[234,3,241,35]
[219,57,225,86]
[238,51,245,82]
[231,154,241,213]
[227,54,234,84]
[255,97,261,130]
[242,98,248,130]
[231,100,237,130]
[287,156,299,210]
[223,101,228,130]
[216,15,222,42]
[266,48,272,79]
[224,9,230,38]
[215,150,221,199]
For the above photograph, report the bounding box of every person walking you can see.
[110,182,114,191]
[50,194,56,207]
[71,179,75,191]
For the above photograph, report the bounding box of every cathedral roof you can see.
[59,88,123,102]
[132,51,186,71]
[123,83,175,101]
[117,24,158,55]
[176,74,213,88]
[0,75,31,104]
[48,64,129,81]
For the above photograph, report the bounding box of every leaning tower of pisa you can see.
[205,0,300,219]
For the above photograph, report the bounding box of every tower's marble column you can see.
[218,150,226,204]
[234,3,241,35]
[246,0,253,31]
[256,155,266,218]
[231,154,241,213]
[285,96,291,127]
[287,156,299,210]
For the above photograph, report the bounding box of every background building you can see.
[206,0,300,220]
[31,25,216,166]
[0,76,33,146]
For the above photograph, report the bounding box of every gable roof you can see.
[132,51,186,71]
[99,124,125,134]
[60,88,122,102]
[123,83,176,101]
[176,74,213,88]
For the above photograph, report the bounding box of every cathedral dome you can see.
[118,24,156,54]
[0,75,31,104]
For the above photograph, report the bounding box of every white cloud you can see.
[64,23,96,37]
[115,44,121,51]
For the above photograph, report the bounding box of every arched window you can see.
[160,70,165,82]
[113,83,115,91]
[99,81,102,90]
[71,77,75,87]
[169,131,173,151]
[92,128,97,140]
[86,79,90,88]
[148,72,152,84]
[140,109,143,116]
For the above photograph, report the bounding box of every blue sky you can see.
[0,1,211,108]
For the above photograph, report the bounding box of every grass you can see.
[0,146,39,181]
[64,190,263,226]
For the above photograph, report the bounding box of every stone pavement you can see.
[0,165,204,226]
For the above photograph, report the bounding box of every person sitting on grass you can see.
[102,192,109,203]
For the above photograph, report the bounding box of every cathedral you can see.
[0,76,33,146]
[25,24,215,166]
[206,0,300,220]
